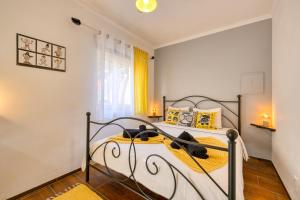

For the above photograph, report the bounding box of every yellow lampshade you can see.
[136,0,157,13]
[152,106,157,116]
[261,113,270,127]
[262,113,269,119]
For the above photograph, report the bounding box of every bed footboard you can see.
[227,129,238,200]
[85,112,238,200]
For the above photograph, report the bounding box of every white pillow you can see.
[168,106,190,112]
[193,108,222,129]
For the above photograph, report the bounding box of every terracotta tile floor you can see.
[16,157,290,200]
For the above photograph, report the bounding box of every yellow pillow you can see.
[166,109,181,125]
[195,112,217,130]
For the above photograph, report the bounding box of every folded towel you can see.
[170,131,209,159]
[170,131,197,149]
[123,125,158,141]
[187,144,209,159]
[123,129,140,138]
[110,134,164,144]
[139,125,149,141]
[163,137,227,173]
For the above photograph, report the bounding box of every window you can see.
[97,35,134,120]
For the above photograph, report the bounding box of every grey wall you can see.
[155,19,272,159]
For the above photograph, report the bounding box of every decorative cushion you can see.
[166,109,181,125]
[193,108,222,128]
[195,112,217,130]
[177,111,195,127]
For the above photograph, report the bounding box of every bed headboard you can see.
[163,95,242,135]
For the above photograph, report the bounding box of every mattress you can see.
[89,122,248,200]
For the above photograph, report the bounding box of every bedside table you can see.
[147,115,163,122]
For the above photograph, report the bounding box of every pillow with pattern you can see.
[194,112,217,130]
[177,111,195,127]
[165,109,181,125]
[193,108,222,128]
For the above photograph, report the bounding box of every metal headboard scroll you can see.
[163,95,242,135]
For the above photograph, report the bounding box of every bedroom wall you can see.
[155,19,272,159]
[0,0,154,199]
[272,0,300,199]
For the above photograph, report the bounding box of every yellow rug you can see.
[53,184,103,200]
[163,137,228,173]
[109,134,165,144]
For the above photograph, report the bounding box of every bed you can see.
[84,95,248,200]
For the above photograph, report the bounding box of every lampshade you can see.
[136,0,157,13]
[261,113,270,127]
[262,113,269,119]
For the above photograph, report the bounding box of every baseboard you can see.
[249,156,271,161]
[7,168,81,200]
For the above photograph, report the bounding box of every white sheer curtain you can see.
[96,33,134,120]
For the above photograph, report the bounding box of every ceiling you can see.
[78,0,273,48]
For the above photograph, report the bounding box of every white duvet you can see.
[88,122,248,200]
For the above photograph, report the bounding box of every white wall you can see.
[272,0,300,199]
[0,0,154,199]
[155,20,272,160]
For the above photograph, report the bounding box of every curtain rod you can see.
[71,17,102,35]
[71,17,128,45]
[71,17,154,59]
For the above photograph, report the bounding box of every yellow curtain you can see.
[134,47,149,115]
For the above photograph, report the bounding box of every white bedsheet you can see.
[89,122,248,200]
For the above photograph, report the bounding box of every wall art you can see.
[17,33,66,72]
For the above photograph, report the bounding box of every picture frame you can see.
[16,33,66,72]
[18,49,36,66]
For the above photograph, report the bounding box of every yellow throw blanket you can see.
[54,184,103,200]
[109,133,228,173]
[109,134,165,144]
[163,137,228,173]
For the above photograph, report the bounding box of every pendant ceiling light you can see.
[136,0,157,13]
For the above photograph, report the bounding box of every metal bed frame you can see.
[85,95,241,200]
